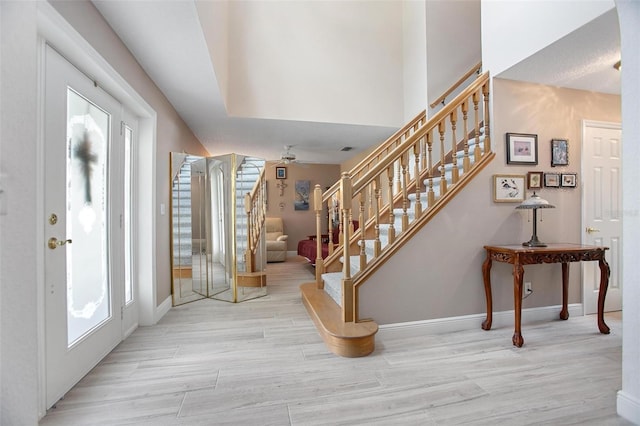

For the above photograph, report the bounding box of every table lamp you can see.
[515,192,555,247]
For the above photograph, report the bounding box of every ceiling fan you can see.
[272,145,306,166]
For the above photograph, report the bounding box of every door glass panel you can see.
[66,88,111,346]
[124,125,133,304]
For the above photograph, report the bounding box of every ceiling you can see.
[92,2,620,165]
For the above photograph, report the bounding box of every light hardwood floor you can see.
[41,256,631,425]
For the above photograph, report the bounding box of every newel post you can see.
[340,172,354,322]
[313,184,324,287]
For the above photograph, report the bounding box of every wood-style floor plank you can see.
[40,257,631,425]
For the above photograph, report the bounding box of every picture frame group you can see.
[544,172,576,188]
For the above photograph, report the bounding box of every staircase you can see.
[171,155,200,278]
[301,71,494,357]
[235,156,266,272]
[236,156,268,286]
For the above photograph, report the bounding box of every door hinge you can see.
[121,306,124,320]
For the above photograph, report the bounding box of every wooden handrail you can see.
[429,61,482,109]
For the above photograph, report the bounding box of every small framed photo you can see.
[551,139,569,167]
[544,172,560,188]
[527,171,543,189]
[506,133,538,165]
[275,166,287,180]
[493,174,526,203]
[561,173,577,188]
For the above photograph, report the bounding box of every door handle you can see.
[48,237,72,250]
[586,227,600,234]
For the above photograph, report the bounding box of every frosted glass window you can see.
[66,88,111,346]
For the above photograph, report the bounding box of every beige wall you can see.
[359,78,621,325]
[265,162,341,252]
[50,1,209,306]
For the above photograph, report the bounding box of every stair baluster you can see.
[462,99,471,173]
[450,109,459,184]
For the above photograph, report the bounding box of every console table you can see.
[481,243,610,347]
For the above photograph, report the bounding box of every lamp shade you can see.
[516,192,555,210]
[515,192,555,247]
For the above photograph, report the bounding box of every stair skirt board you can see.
[378,304,584,336]
[301,282,378,358]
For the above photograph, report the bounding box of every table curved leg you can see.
[559,262,569,320]
[512,332,524,347]
[481,253,493,330]
[513,263,524,347]
[597,257,611,334]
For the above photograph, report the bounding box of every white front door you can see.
[582,120,622,314]
[44,45,124,408]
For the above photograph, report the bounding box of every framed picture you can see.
[275,166,287,179]
[551,139,569,167]
[506,133,538,165]
[527,171,543,189]
[493,174,526,203]
[294,180,310,210]
[561,173,577,187]
[544,172,560,188]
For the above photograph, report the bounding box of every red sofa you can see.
[297,221,359,265]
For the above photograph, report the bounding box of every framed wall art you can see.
[561,173,577,187]
[294,180,310,210]
[527,171,543,189]
[544,172,560,188]
[506,133,538,165]
[275,166,287,179]
[493,174,526,203]
[551,139,569,167]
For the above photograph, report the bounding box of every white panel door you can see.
[44,45,123,408]
[582,120,622,314]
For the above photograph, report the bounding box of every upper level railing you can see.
[429,61,482,109]
[312,71,493,322]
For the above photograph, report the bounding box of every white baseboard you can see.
[154,296,172,324]
[379,304,583,335]
[617,390,640,424]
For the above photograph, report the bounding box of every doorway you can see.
[581,120,622,314]
[43,44,137,408]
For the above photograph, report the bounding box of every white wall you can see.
[402,0,427,121]
[0,2,40,424]
[225,0,404,128]
[482,0,615,77]
[616,1,640,422]
[195,0,230,105]
[426,0,481,113]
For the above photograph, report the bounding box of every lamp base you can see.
[522,235,547,247]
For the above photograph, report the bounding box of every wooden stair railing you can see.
[301,71,493,357]
[243,166,266,273]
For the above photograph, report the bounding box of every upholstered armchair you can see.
[265,217,288,262]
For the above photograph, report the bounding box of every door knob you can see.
[48,237,72,250]
[586,227,600,234]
